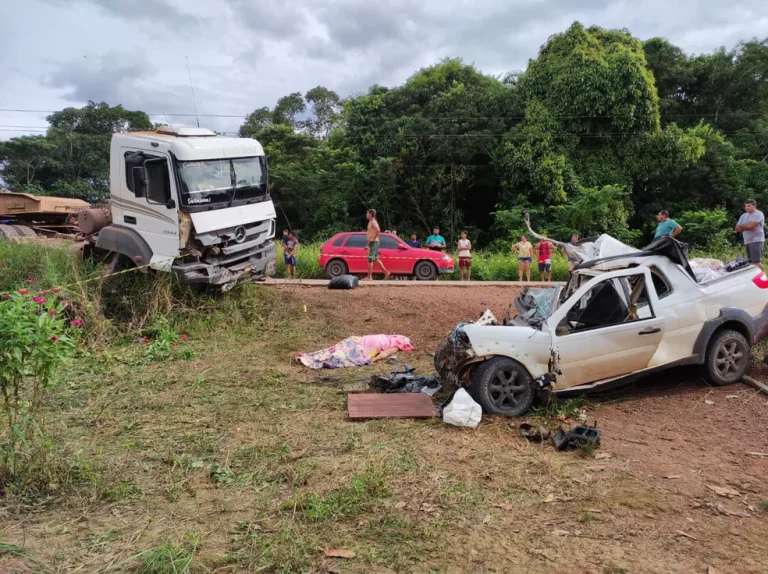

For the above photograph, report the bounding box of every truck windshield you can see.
[177,157,267,207]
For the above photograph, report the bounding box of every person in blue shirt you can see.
[406,233,421,248]
[654,211,682,239]
[425,227,446,251]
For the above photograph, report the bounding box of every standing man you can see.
[534,238,553,282]
[512,234,533,282]
[366,209,391,280]
[425,227,446,251]
[567,233,580,271]
[406,233,421,248]
[736,199,765,271]
[654,211,683,239]
[284,231,298,279]
[456,230,472,281]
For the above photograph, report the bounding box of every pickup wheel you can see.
[325,259,348,279]
[703,329,750,386]
[469,356,535,417]
[414,260,437,281]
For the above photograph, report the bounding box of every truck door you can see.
[120,149,180,269]
[546,267,665,389]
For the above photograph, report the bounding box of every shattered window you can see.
[562,274,654,333]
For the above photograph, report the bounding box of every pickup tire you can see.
[325,259,348,279]
[469,356,535,417]
[414,261,437,281]
[703,329,750,386]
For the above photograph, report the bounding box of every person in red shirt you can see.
[534,239,553,281]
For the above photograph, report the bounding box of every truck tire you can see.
[0,224,19,239]
[469,356,535,417]
[703,329,750,386]
[12,225,37,238]
[325,259,348,279]
[414,260,437,281]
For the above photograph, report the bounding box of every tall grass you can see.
[0,240,86,292]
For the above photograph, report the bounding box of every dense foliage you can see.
[1,22,766,248]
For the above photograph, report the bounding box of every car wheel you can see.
[703,329,750,386]
[326,259,348,279]
[469,356,535,416]
[414,260,437,281]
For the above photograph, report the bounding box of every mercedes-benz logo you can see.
[233,226,247,243]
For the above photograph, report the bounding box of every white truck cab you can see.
[94,126,277,287]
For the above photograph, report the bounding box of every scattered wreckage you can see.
[435,231,768,417]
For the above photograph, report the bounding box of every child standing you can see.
[457,230,472,281]
[284,231,298,278]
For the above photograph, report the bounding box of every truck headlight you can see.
[442,255,452,262]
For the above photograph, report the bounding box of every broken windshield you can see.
[177,157,267,208]
[514,287,559,328]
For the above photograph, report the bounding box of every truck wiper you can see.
[228,160,237,207]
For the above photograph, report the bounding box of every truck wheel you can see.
[0,224,19,238]
[703,329,750,386]
[12,225,37,238]
[107,253,136,275]
[414,261,437,281]
[326,259,348,278]
[469,356,535,416]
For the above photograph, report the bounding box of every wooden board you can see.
[347,393,438,420]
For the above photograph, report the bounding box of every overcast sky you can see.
[1,0,766,139]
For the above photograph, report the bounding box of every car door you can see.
[546,268,665,389]
[341,233,369,273]
[378,234,409,274]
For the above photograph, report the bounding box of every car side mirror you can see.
[132,166,148,198]
[398,244,408,250]
[166,198,176,210]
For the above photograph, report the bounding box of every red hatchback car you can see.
[318,232,455,280]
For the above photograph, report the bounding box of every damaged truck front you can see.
[96,126,277,288]
[435,235,768,416]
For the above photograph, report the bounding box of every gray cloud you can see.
[39,0,201,27]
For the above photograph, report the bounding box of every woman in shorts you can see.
[457,230,472,281]
[513,234,533,281]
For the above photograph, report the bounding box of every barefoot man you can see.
[366,209,390,280]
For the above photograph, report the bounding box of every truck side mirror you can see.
[132,166,148,198]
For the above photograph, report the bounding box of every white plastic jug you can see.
[443,388,482,428]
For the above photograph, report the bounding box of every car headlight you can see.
[441,255,452,262]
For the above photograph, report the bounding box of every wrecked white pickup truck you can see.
[435,235,768,416]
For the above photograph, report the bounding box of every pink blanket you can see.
[297,334,414,369]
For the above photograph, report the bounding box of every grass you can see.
[2,240,767,572]
[134,537,198,574]
[287,466,391,522]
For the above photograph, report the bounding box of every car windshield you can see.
[177,157,267,207]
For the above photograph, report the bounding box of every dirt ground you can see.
[282,283,768,573]
[1,282,767,573]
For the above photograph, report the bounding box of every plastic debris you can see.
[328,274,360,290]
[442,388,482,428]
[369,365,442,396]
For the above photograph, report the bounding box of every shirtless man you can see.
[365,209,390,280]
